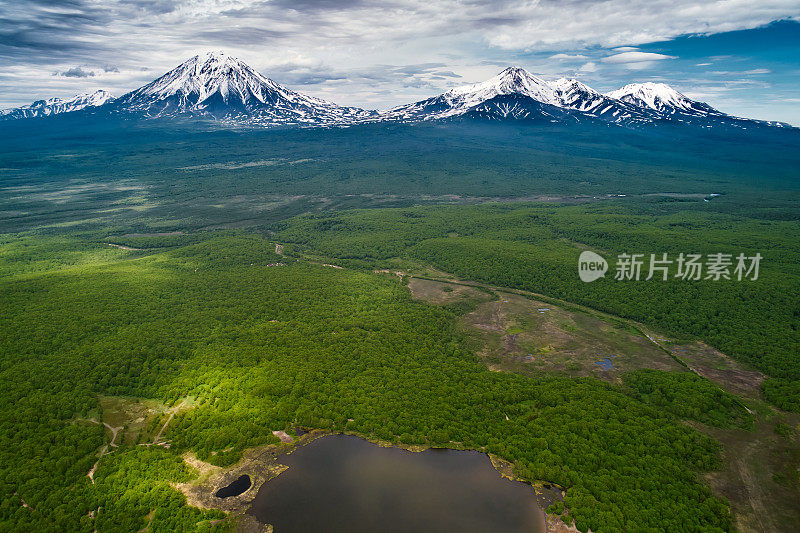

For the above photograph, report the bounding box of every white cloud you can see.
[549,54,588,61]
[486,1,800,49]
[602,52,675,64]
[710,68,773,75]
[597,51,676,70]
[578,62,598,73]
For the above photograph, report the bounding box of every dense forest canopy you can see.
[1,233,736,532]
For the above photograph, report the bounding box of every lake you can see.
[248,434,545,532]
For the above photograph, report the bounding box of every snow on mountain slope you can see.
[448,67,560,108]
[606,82,718,117]
[551,78,657,124]
[463,93,593,123]
[607,82,791,128]
[112,51,375,126]
[550,78,604,111]
[1,57,790,130]
[0,90,114,120]
[382,67,654,126]
[382,67,559,121]
[382,68,791,129]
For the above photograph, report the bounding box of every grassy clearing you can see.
[98,396,170,446]
[408,276,683,381]
[406,278,495,312]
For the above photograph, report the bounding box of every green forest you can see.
[0,232,739,532]
[622,370,753,429]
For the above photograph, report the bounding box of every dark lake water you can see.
[248,434,544,533]
[215,474,251,498]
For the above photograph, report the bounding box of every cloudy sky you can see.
[2,0,799,124]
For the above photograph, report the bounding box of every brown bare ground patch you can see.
[272,430,293,443]
[106,243,143,251]
[182,452,222,481]
[666,341,764,398]
[461,292,682,381]
[469,300,505,333]
[407,278,493,308]
[691,413,800,533]
[545,514,581,533]
[373,268,404,279]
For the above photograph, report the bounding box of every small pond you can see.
[215,474,251,498]
[248,434,544,532]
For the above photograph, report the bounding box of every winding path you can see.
[86,419,123,484]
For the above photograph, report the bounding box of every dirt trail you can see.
[152,399,186,445]
[106,243,142,251]
[89,418,121,446]
[137,511,155,533]
[87,445,108,484]
[15,493,32,510]
[86,419,123,484]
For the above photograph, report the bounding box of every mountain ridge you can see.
[0,90,114,120]
[1,53,792,130]
[383,67,789,129]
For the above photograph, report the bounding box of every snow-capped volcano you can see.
[550,78,603,110]
[606,82,718,117]
[382,67,655,125]
[450,67,560,107]
[606,82,789,127]
[112,51,375,125]
[1,90,114,120]
[383,67,560,121]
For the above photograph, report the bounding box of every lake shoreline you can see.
[174,429,556,531]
